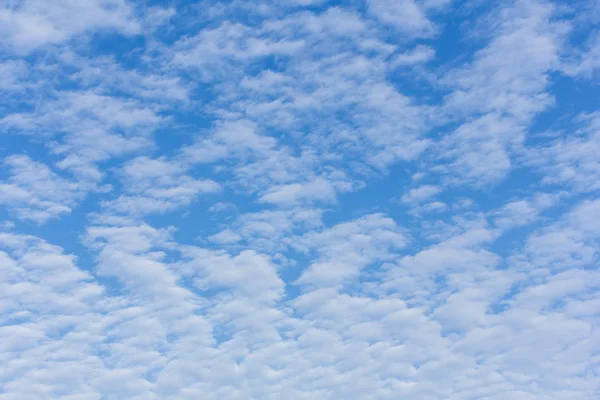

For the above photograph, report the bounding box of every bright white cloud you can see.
[1,0,599,398]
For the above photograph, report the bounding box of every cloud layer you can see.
[1,0,599,399]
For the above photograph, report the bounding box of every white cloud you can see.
[208,202,237,213]
[367,0,436,37]
[209,229,242,244]
[103,156,220,216]
[408,200,448,217]
[492,199,540,229]
[0,60,28,91]
[562,31,600,78]
[172,21,304,79]
[2,91,164,183]
[442,0,567,120]
[172,7,431,172]
[435,0,569,184]
[1,0,600,398]
[144,6,176,29]
[0,0,140,53]
[490,192,563,230]
[518,199,600,271]
[71,56,190,103]
[259,177,337,207]
[183,119,276,164]
[436,114,519,184]
[0,231,108,398]
[389,45,436,68]
[0,155,84,222]
[401,184,442,204]
[295,214,407,287]
[530,111,600,192]
[178,247,284,303]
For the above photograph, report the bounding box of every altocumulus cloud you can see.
[1,0,600,399]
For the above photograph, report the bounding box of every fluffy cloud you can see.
[103,156,220,216]
[0,155,85,222]
[0,0,140,53]
[1,0,599,398]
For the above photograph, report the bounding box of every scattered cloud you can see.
[367,0,437,37]
[401,184,442,204]
[530,111,600,192]
[0,0,140,53]
[0,155,85,222]
[1,0,599,398]
[103,156,220,216]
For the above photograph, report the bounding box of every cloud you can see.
[258,177,337,207]
[562,31,600,78]
[2,91,164,182]
[519,199,600,271]
[401,184,442,204]
[295,214,407,287]
[102,156,220,216]
[0,0,140,53]
[172,6,431,172]
[208,202,237,213]
[0,231,108,398]
[183,120,276,164]
[529,111,600,192]
[172,21,304,79]
[209,229,242,244]
[367,0,437,37]
[144,6,176,30]
[1,0,600,398]
[178,247,285,303]
[433,0,570,184]
[491,192,563,230]
[389,45,436,68]
[0,60,28,91]
[71,56,191,103]
[0,155,85,222]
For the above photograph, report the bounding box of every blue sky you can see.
[1,0,600,398]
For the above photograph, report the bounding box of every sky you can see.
[0,0,599,399]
